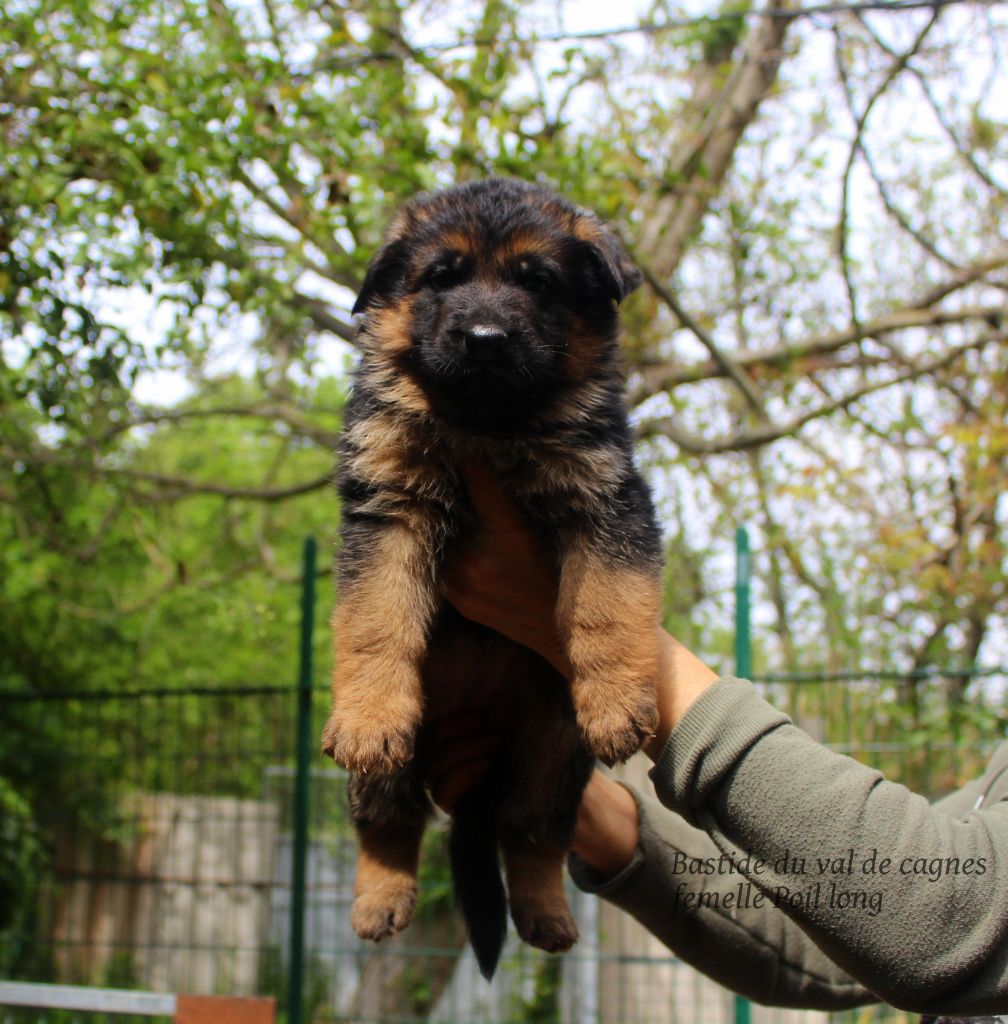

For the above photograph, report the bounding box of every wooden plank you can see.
[175,994,276,1024]
[0,980,176,1015]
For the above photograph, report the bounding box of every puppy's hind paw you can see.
[511,902,579,954]
[351,884,417,942]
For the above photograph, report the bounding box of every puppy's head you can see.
[352,178,641,431]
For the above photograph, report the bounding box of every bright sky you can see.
[128,0,658,405]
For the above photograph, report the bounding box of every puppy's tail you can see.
[449,763,507,979]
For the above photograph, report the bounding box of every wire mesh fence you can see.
[2,663,1006,1024]
[0,685,296,1000]
[755,668,1008,800]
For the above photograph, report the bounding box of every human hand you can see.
[572,770,640,878]
[426,713,640,880]
[425,711,502,814]
[442,465,718,759]
[442,464,572,676]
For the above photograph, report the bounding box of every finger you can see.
[431,710,487,744]
[427,731,502,783]
[460,462,529,535]
[431,757,490,814]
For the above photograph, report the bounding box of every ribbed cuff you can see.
[568,844,646,896]
[567,784,649,896]
[649,676,790,825]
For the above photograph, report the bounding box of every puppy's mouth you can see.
[415,327,557,430]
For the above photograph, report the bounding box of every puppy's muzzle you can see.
[463,323,509,345]
[457,323,510,356]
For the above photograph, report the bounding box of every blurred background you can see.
[1,0,1007,1020]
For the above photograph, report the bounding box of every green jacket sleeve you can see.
[569,786,877,1009]
[571,678,1008,1014]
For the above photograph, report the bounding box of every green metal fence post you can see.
[289,537,316,1024]
[733,526,752,1024]
[735,526,752,680]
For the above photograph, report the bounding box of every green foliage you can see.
[0,0,645,433]
[694,2,752,64]
[2,0,1007,1013]
[415,825,456,921]
[0,369,342,963]
[510,954,562,1023]
[0,1011,169,1024]
[0,778,42,937]
[257,945,331,1024]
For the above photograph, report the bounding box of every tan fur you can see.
[546,379,619,425]
[494,232,559,266]
[421,228,478,257]
[533,443,625,504]
[322,524,436,772]
[344,412,448,504]
[365,298,418,358]
[503,842,578,953]
[351,825,423,941]
[387,203,438,237]
[556,548,661,766]
[359,361,431,416]
[571,216,605,246]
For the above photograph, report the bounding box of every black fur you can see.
[326,178,662,975]
[449,762,509,979]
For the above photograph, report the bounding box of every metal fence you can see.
[2,536,1006,1024]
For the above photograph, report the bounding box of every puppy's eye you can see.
[424,262,461,290]
[516,262,558,296]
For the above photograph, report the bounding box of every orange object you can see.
[175,995,276,1024]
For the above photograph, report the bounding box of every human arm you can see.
[429,716,1008,1012]
[648,679,1008,1014]
[426,718,877,1009]
[569,771,877,1009]
[439,470,871,1006]
[442,468,1008,1013]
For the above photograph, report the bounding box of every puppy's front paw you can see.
[322,702,419,774]
[574,679,658,766]
[351,882,417,941]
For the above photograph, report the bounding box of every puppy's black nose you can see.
[462,324,509,350]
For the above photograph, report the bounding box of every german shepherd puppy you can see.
[322,178,662,978]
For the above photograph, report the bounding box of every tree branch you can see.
[859,16,1007,197]
[639,332,1002,453]
[639,261,769,417]
[2,448,333,503]
[95,402,343,449]
[290,291,358,343]
[834,9,944,331]
[637,3,795,278]
[633,300,1008,397]
[235,165,359,290]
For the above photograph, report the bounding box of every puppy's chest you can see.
[343,413,456,503]
[345,410,627,512]
[486,437,628,508]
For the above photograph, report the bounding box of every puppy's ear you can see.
[572,222,642,306]
[352,239,411,316]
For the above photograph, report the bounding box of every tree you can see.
[3,0,1005,674]
[2,0,1007,1010]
